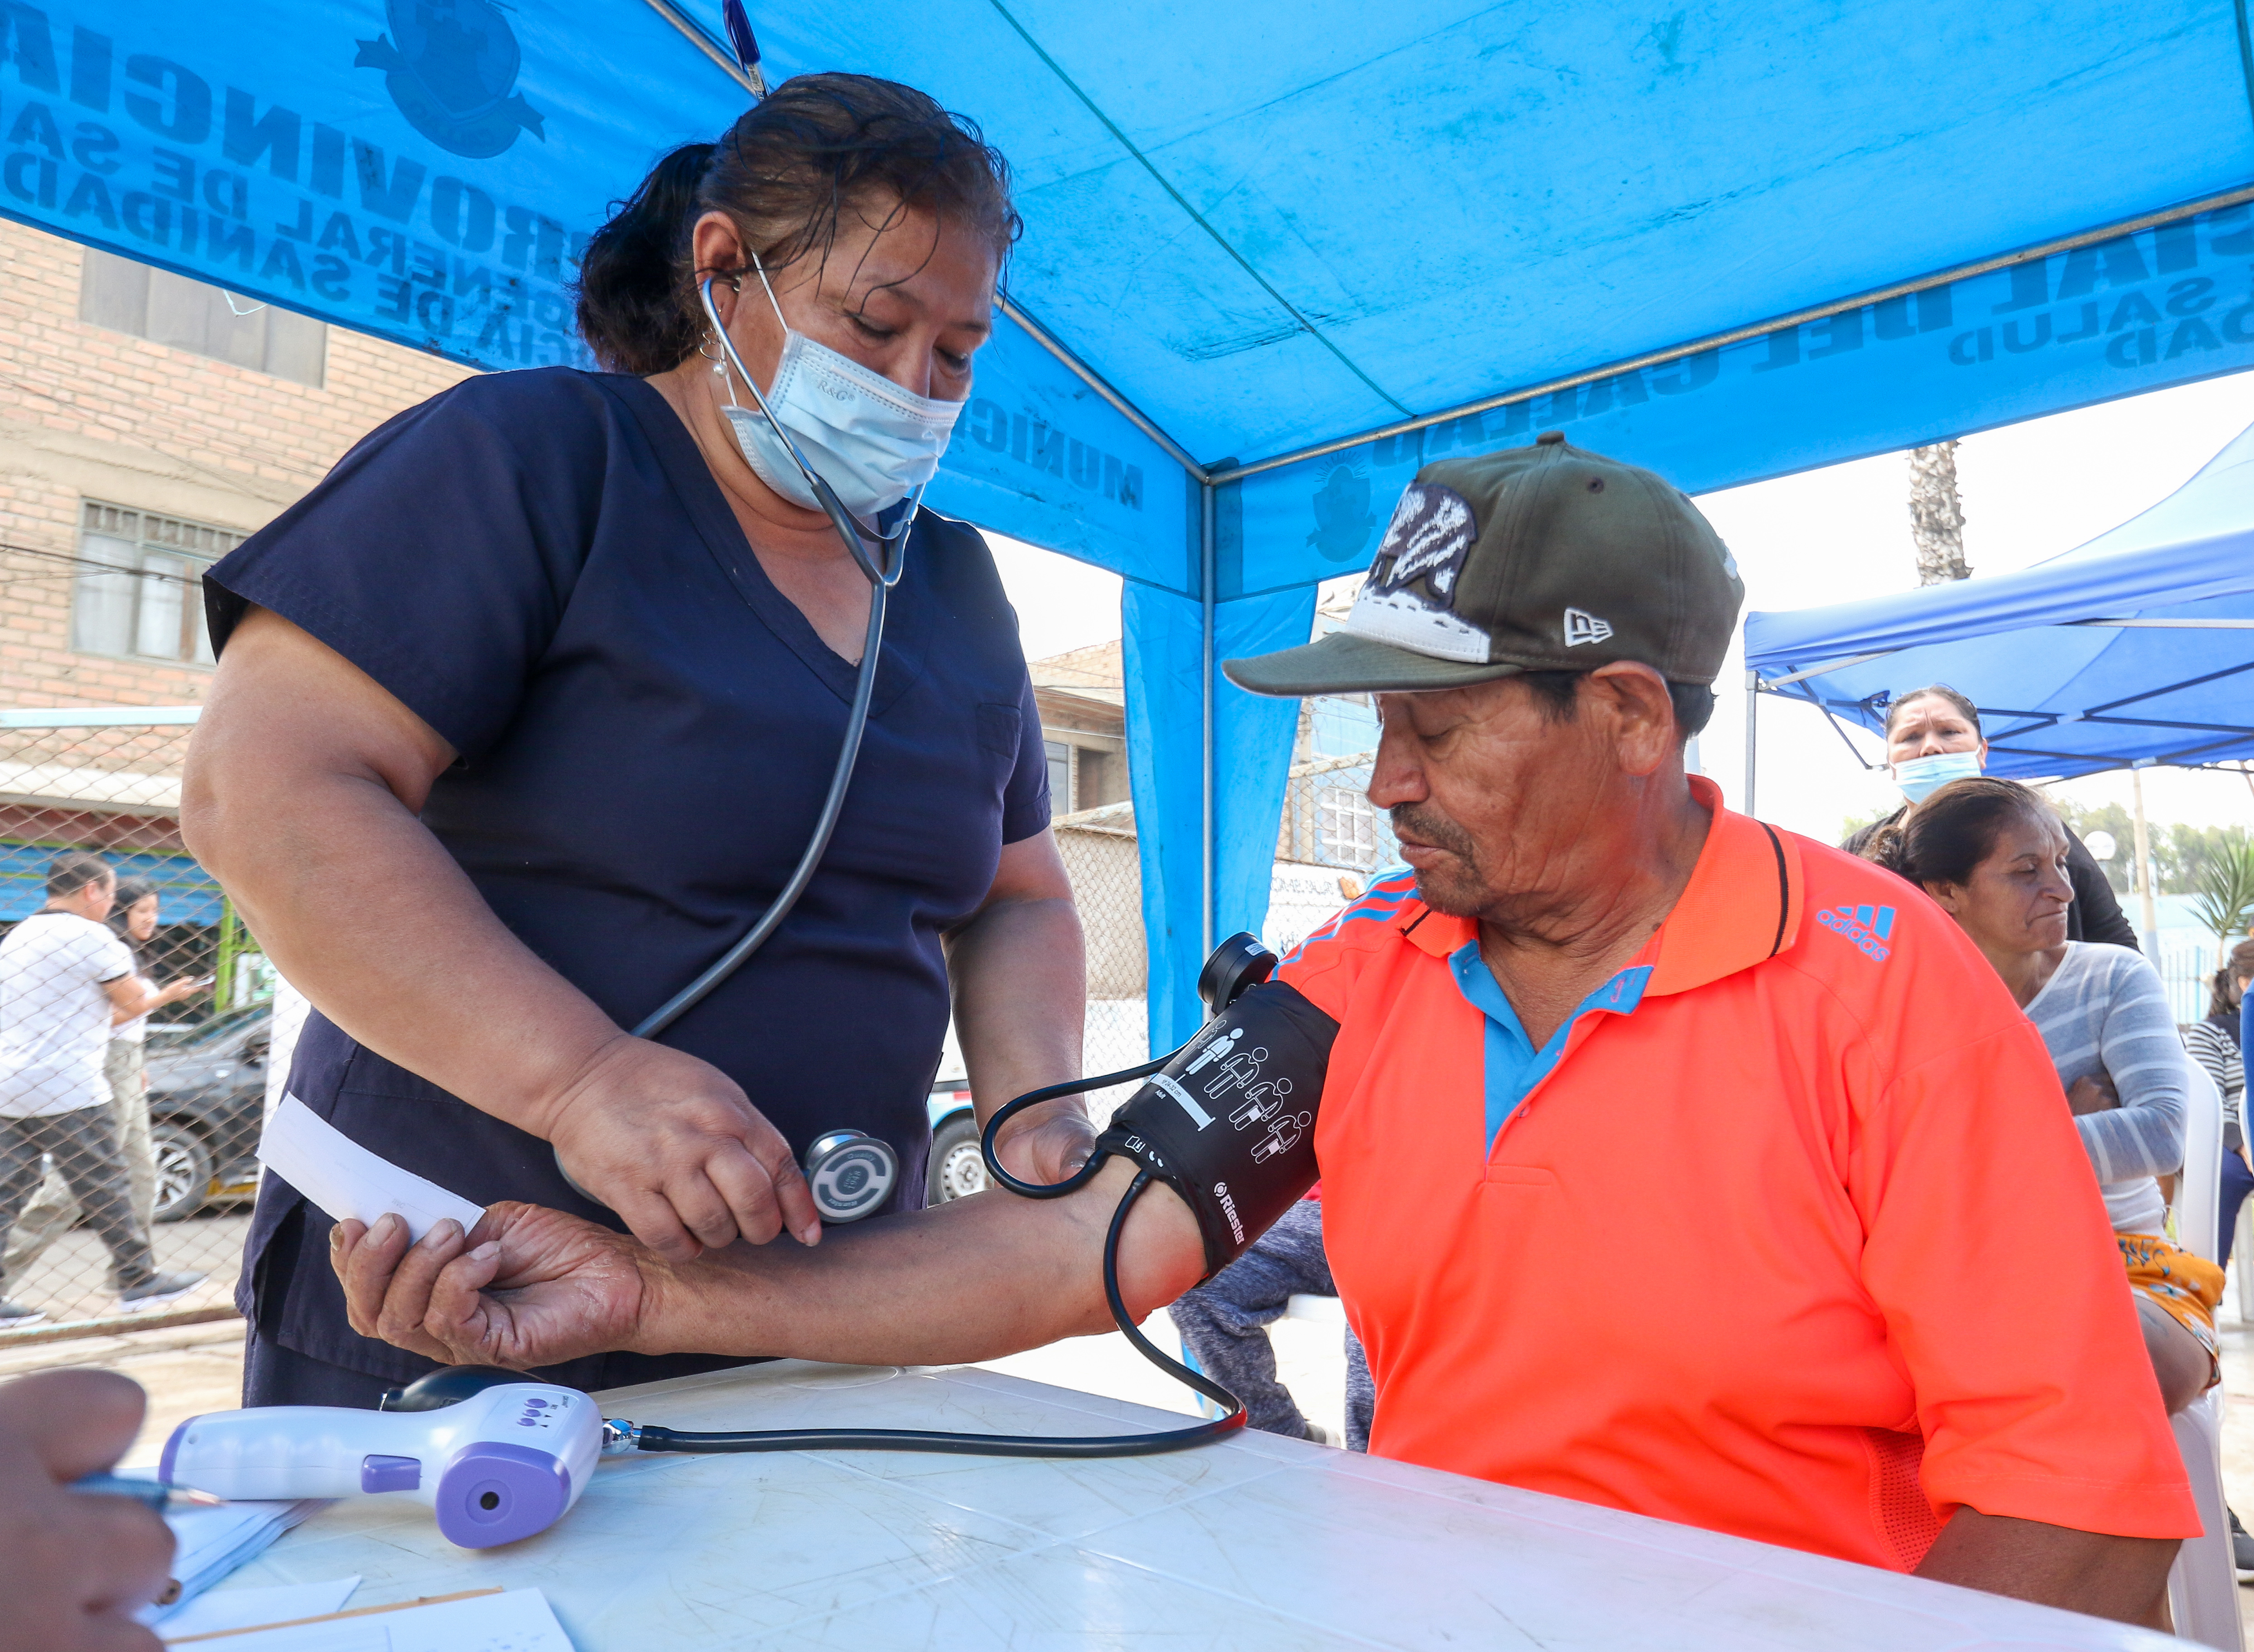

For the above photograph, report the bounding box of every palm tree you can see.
[1909,441,1970,585]
[2191,842,2254,963]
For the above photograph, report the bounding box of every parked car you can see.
[145,1005,270,1222]
[925,1081,982,1204]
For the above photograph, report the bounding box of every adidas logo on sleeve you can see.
[1816,904,1895,961]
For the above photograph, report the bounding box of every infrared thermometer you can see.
[161,1381,601,1549]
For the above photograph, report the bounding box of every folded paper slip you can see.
[258,1094,484,1243]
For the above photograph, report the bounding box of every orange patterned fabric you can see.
[2120,1233,2224,1371]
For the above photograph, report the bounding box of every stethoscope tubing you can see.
[630,280,921,1042]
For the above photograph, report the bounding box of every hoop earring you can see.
[698,335,740,406]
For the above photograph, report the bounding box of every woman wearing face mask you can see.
[181,77,1095,1406]
[1864,779,2219,1418]
[1841,685,2138,949]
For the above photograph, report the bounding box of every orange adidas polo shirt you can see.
[1279,778,2193,1570]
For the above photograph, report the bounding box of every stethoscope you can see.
[552,274,922,1223]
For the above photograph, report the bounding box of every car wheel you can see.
[151,1122,214,1223]
[926,1114,987,1204]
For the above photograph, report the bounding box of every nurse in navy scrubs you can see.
[182,75,1097,1405]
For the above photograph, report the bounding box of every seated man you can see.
[336,437,2194,1628]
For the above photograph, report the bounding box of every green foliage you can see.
[1838,806,1894,844]
[2191,840,2254,946]
[2052,801,2253,898]
[2053,801,2135,893]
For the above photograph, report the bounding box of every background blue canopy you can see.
[8,1,2253,1041]
[1743,419,2254,781]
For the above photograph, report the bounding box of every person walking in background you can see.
[1169,1186,1374,1449]
[1842,686,2138,948]
[0,856,203,1327]
[1,876,205,1287]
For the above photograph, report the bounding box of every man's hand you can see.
[334,1205,653,1369]
[987,1098,1099,1186]
[540,1037,822,1262]
[2065,1073,2119,1117]
[0,1370,175,1652]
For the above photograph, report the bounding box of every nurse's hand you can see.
[988,1101,1101,1187]
[543,1037,823,1262]
[334,1208,649,1371]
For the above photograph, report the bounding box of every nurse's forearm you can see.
[181,608,631,1135]
[946,831,1091,1143]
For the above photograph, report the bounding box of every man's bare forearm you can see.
[630,1158,1204,1365]
[1914,1507,2176,1628]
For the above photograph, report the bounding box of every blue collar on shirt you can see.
[1447,941,1653,1151]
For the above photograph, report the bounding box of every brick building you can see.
[0,217,471,969]
[0,216,471,710]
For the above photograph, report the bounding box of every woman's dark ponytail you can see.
[575,142,715,377]
[573,74,1020,378]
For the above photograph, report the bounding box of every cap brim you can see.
[1222,629,1528,696]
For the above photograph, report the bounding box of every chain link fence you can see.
[1047,746,1395,1119]
[0,711,265,1346]
[1053,806,1149,1124]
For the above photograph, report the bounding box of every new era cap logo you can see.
[1817,904,1895,961]
[1563,607,1613,647]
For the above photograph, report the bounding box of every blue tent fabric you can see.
[1743,422,2254,778]
[9,3,2254,1038]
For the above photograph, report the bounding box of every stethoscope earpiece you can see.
[804,1129,898,1223]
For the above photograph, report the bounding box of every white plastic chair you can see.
[2167,1062,2244,1651]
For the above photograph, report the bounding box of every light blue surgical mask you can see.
[1893,749,1984,804]
[710,255,963,525]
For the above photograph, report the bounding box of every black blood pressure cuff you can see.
[1094,981,1339,1279]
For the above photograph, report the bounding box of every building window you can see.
[73,502,240,666]
[79,249,326,387]
[1077,747,1113,808]
[1315,785,1378,869]
[1045,740,1073,812]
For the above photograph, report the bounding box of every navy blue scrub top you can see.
[207,367,1049,1392]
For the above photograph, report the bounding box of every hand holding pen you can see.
[0,1369,178,1652]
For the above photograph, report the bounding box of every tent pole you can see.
[1743,669,1758,816]
[2129,767,2159,953]
[1201,482,1217,960]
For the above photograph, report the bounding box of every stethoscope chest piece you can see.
[804,1129,898,1223]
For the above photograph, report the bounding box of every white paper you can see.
[192,1589,573,1652]
[159,1578,360,1641]
[135,1489,327,1625]
[259,1095,484,1243]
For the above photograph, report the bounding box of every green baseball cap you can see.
[1223,432,1744,697]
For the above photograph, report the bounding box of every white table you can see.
[224,1359,2176,1650]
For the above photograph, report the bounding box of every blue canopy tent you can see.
[7,2,2254,1043]
[1742,419,2254,796]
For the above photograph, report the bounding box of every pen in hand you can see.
[69,1471,227,1511]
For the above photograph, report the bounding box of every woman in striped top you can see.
[1864,777,2220,1417]
[2188,940,2254,1264]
